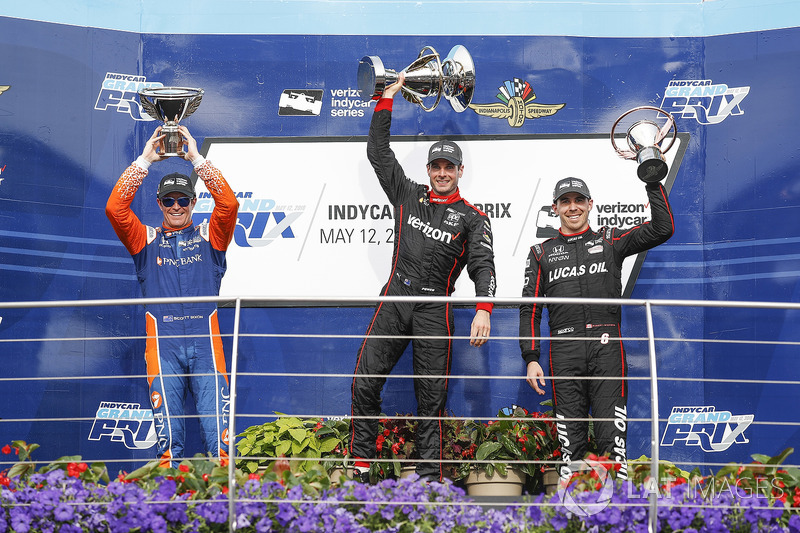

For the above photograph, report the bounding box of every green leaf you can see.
[276,441,292,456]
[499,435,522,458]
[475,442,502,461]
[766,447,794,466]
[319,437,340,454]
[289,428,308,443]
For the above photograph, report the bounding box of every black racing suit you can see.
[351,99,496,480]
[519,182,673,480]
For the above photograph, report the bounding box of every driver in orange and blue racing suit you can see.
[106,125,238,467]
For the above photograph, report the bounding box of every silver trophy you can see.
[611,106,677,183]
[358,45,475,112]
[138,87,204,156]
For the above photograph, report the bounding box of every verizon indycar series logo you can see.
[94,72,163,121]
[88,401,156,450]
[193,191,305,247]
[469,78,565,127]
[661,406,753,452]
[660,79,749,125]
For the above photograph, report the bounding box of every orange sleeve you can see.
[105,164,148,255]
[196,160,238,251]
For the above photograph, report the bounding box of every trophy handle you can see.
[610,105,677,158]
[401,46,442,112]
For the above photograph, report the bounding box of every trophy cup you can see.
[610,106,677,183]
[357,45,475,112]
[138,87,204,156]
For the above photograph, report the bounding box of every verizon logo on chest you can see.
[407,214,453,243]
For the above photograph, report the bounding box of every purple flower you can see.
[275,502,297,525]
[788,514,800,533]
[53,503,74,522]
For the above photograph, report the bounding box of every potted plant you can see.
[235,413,349,477]
[460,404,560,496]
[371,414,418,480]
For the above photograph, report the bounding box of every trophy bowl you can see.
[610,106,677,183]
[357,45,475,113]
[138,87,204,157]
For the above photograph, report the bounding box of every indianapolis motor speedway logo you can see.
[469,78,565,127]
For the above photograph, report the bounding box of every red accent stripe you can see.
[349,301,384,456]
[444,240,467,295]
[375,98,393,112]
[617,324,626,398]
[441,301,453,481]
[349,205,405,455]
[549,342,557,405]
[530,266,541,351]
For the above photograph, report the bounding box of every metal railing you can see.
[2,295,800,533]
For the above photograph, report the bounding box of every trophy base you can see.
[162,128,183,157]
[636,147,668,183]
[637,159,668,183]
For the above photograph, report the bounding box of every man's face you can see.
[158,192,196,229]
[553,192,593,234]
[427,158,462,197]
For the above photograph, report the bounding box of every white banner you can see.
[197,134,684,299]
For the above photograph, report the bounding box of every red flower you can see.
[222,486,229,494]
[1,445,10,455]
[391,443,400,455]
[249,473,261,480]
[202,474,210,482]
[66,462,89,478]
[179,464,190,473]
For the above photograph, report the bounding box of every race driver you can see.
[350,73,496,482]
[520,176,674,480]
[106,125,238,467]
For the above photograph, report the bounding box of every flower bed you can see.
[2,442,799,532]
[2,466,799,533]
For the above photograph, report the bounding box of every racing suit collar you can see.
[429,188,462,204]
[558,226,592,242]
[162,222,193,237]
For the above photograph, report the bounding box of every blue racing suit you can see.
[106,158,238,466]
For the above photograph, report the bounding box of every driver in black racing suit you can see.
[350,73,496,482]
[520,176,674,481]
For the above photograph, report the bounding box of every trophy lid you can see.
[358,56,387,102]
[442,45,475,113]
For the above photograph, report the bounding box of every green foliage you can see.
[461,404,560,480]
[235,413,350,475]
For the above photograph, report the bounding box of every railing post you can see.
[227,298,242,532]
[644,301,660,533]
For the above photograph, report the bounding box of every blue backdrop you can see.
[1,10,798,476]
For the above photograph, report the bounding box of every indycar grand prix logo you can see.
[94,72,163,121]
[193,191,306,247]
[660,79,749,125]
[469,78,565,127]
[661,406,753,452]
[88,401,157,450]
